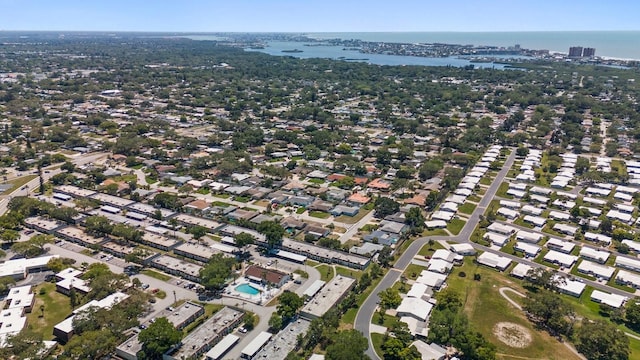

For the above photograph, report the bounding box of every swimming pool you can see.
[235,283,261,295]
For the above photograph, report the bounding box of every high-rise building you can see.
[569,46,583,57]
[582,47,596,57]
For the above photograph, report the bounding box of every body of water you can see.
[306,31,640,60]
[246,41,526,69]
[235,283,261,295]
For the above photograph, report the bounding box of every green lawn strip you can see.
[480,177,492,186]
[447,218,466,235]
[403,264,427,280]
[607,276,637,293]
[371,333,385,359]
[335,208,372,224]
[468,195,481,202]
[458,202,477,215]
[316,265,334,281]
[533,248,560,269]
[496,182,512,198]
[309,211,331,219]
[234,196,251,203]
[335,266,363,280]
[3,175,38,194]
[308,178,325,184]
[500,241,524,258]
[212,201,232,207]
[295,207,306,214]
[422,228,448,236]
[27,283,72,341]
[341,274,385,325]
[141,269,172,281]
[417,242,444,256]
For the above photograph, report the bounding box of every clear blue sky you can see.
[1,0,638,32]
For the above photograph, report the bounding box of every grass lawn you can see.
[2,174,37,194]
[447,218,466,235]
[446,259,582,360]
[309,211,331,219]
[213,193,231,199]
[371,333,385,358]
[335,209,372,224]
[500,241,524,258]
[403,263,427,280]
[295,207,306,214]
[234,196,251,203]
[145,176,158,184]
[423,228,448,236]
[141,269,171,281]
[341,273,386,327]
[468,195,482,202]
[513,217,534,229]
[418,241,444,256]
[335,266,362,280]
[607,276,636,294]
[26,283,72,341]
[480,177,493,186]
[458,202,477,215]
[212,201,232,207]
[496,182,513,199]
[316,265,334,281]
[195,188,210,195]
[308,178,325,184]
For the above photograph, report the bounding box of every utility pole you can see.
[173,290,177,305]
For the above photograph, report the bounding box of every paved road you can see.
[0,152,110,216]
[339,210,376,244]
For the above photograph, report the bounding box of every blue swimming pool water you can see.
[236,283,260,295]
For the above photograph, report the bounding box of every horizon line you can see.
[1,29,640,34]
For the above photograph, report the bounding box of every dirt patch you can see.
[493,322,532,348]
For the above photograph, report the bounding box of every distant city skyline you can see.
[0,0,639,33]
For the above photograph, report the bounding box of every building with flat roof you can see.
[577,260,615,280]
[254,319,311,360]
[4,285,35,313]
[24,216,65,234]
[241,331,272,359]
[0,308,27,345]
[301,275,356,319]
[141,232,180,251]
[591,290,626,309]
[510,263,532,278]
[165,306,243,360]
[556,276,586,297]
[89,192,134,208]
[55,226,104,247]
[55,268,90,295]
[174,213,221,231]
[546,238,575,254]
[302,280,326,299]
[616,256,640,273]
[543,250,578,268]
[150,255,203,282]
[616,270,640,289]
[126,202,175,219]
[476,252,511,271]
[56,185,96,198]
[0,255,58,280]
[205,334,240,360]
[579,247,610,264]
[174,242,223,263]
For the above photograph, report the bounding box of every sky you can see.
[0,0,639,33]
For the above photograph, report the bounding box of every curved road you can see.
[355,149,518,359]
[355,148,639,359]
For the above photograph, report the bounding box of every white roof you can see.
[432,249,458,263]
[516,230,543,243]
[556,276,586,296]
[577,260,615,280]
[614,192,634,202]
[530,186,553,195]
[487,223,516,235]
[499,200,521,209]
[477,252,511,270]
[440,202,459,212]
[543,250,577,268]
[497,207,519,218]
[621,240,640,253]
[428,259,453,274]
[450,243,476,255]
[545,238,575,253]
[591,290,627,309]
[579,247,610,263]
[616,270,640,288]
[425,220,447,228]
[241,331,272,358]
[615,256,640,272]
[431,210,455,221]
[509,183,528,190]
[302,280,326,298]
[484,232,509,246]
[396,297,433,322]
[0,255,58,279]
[615,203,635,213]
[582,196,606,206]
[523,202,548,213]
[510,263,532,278]
[548,211,570,221]
[523,215,546,227]
[553,223,578,235]
[407,282,430,299]
[415,270,448,288]
[606,209,633,223]
[205,334,239,360]
[584,232,612,245]
[514,242,541,256]
[507,189,526,198]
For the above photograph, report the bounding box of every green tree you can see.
[62,329,118,360]
[268,313,284,332]
[374,197,400,218]
[257,221,285,248]
[188,225,208,240]
[138,317,182,360]
[576,320,629,360]
[277,291,304,322]
[405,207,425,233]
[11,234,54,257]
[326,329,370,360]
[378,288,402,311]
[0,229,20,244]
[523,290,574,336]
[199,253,237,292]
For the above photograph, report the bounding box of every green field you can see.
[447,218,466,235]
[26,283,73,341]
[2,175,37,194]
[447,259,582,359]
[141,269,171,281]
[458,202,477,215]
[309,211,331,219]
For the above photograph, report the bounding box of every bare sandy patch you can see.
[493,322,532,348]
